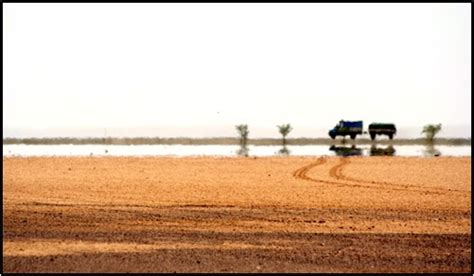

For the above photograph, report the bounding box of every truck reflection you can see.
[329,145,362,157]
[369,145,396,156]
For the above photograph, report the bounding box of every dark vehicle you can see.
[328,120,363,140]
[369,145,396,156]
[329,145,363,157]
[368,123,397,140]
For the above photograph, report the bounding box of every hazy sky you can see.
[3,3,471,138]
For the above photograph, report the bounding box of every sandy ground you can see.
[3,156,471,272]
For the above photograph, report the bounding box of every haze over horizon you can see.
[3,3,471,139]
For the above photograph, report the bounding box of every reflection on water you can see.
[236,145,249,157]
[329,145,363,157]
[369,144,396,156]
[423,144,441,157]
[2,144,470,157]
[278,145,290,156]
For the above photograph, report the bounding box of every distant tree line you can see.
[3,123,469,146]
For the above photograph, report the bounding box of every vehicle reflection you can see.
[329,145,362,157]
[369,144,396,156]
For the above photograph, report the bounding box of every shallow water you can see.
[2,144,471,157]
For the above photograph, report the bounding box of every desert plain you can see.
[2,156,471,272]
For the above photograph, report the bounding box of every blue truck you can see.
[328,120,363,140]
[328,120,397,140]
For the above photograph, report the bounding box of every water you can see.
[2,144,471,157]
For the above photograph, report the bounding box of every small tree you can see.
[277,123,293,146]
[236,124,249,147]
[422,123,442,142]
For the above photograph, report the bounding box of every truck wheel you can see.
[350,134,356,140]
[388,134,393,140]
[370,133,376,140]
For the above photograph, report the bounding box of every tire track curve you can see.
[292,157,396,190]
[292,157,328,181]
[293,157,459,196]
[331,157,467,195]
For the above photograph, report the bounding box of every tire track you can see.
[332,157,467,195]
[292,157,357,187]
[292,157,327,181]
[293,157,460,196]
[292,157,390,190]
[329,157,349,181]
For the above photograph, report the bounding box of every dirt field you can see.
[3,156,471,272]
